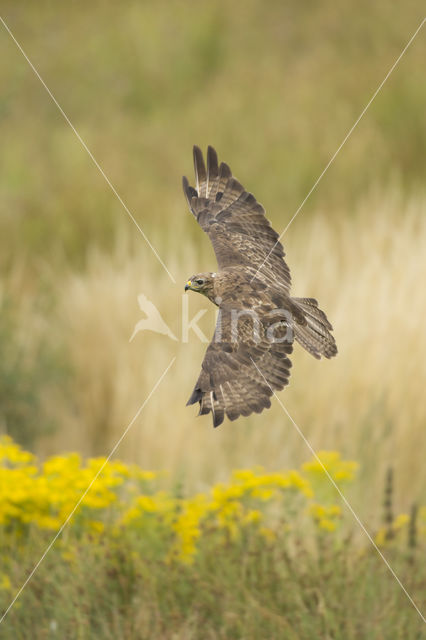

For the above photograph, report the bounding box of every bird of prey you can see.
[183,146,337,427]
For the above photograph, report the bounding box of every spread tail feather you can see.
[291,297,337,359]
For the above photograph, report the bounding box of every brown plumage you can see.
[183,146,337,427]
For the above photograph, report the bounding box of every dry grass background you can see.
[5,190,421,521]
[1,0,426,524]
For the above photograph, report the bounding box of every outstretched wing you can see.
[186,302,293,427]
[183,146,291,293]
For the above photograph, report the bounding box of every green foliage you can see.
[3,531,425,639]
[0,5,425,633]
[0,1,425,269]
[0,298,68,447]
[0,439,425,638]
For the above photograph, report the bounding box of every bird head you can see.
[184,272,216,298]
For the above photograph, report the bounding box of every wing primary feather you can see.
[213,409,224,427]
[193,145,207,197]
[219,383,226,413]
[210,390,215,424]
[186,386,202,406]
[219,162,232,179]
[182,176,198,210]
[198,401,210,416]
[207,146,219,197]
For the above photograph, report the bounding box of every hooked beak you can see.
[185,280,192,291]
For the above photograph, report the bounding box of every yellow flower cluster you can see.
[309,503,342,531]
[302,450,359,485]
[1,436,421,568]
[375,513,410,547]
[0,435,153,532]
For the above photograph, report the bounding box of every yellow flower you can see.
[251,487,275,500]
[393,513,409,530]
[89,520,105,534]
[171,495,210,562]
[259,527,276,542]
[318,519,337,532]
[375,513,410,546]
[375,528,387,546]
[309,504,341,519]
[136,495,161,513]
[61,547,78,565]
[243,509,262,525]
[0,436,35,466]
[309,503,341,532]
[0,574,12,591]
[43,453,82,476]
[33,514,62,530]
[303,451,358,486]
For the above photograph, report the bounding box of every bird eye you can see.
[196,279,204,285]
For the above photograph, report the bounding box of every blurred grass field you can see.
[0,1,426,633]
[1,437,425,638]
[1,0,425,506]
[8,191,421,523]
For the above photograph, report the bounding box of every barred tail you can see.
[291,297,337,359]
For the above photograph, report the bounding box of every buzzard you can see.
[183,146,337,427]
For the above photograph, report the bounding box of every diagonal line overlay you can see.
[250,356,426,624]
[0,357,176,625]
[252,17,426,283]
[0,16,176,284]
